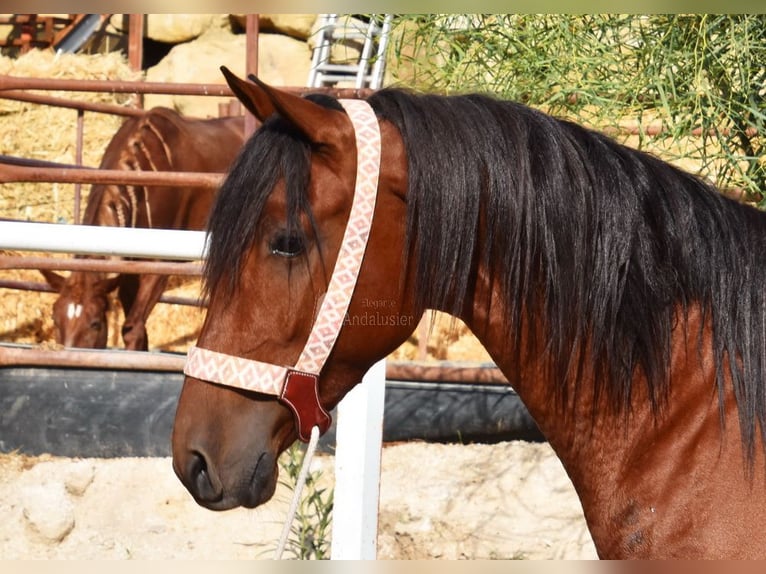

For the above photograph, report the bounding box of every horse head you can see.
[172,68,419,510]
[41,270,120,348]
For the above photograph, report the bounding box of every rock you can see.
[232,14,317,40]
[21,483,75,543]
[144,28,245,117]
[144,28,311,118]
[63,460,95,496]
[109,14,228,43]
[256,33,313,85]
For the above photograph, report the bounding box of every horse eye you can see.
[90,320,102,331]
[270,233,304,258]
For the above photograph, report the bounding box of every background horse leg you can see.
[116,273,138,347]
[120,273,168,351]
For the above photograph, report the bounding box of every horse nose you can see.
[176,450,223,505]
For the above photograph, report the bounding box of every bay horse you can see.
[172,68,766,558]
[41,107,244,350]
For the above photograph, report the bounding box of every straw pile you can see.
[0,50,137,222]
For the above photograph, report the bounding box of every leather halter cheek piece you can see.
[184,99,381,442]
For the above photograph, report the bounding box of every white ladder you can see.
[308,14,394,90]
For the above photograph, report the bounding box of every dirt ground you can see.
[0,441,596,560]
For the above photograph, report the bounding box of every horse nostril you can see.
[187,451,223,504]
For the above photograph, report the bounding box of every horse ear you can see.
[220,66,341,145]
[221,66,276,121]
[40,269,65,292]
[97,275,121,294]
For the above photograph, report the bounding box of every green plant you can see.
[277,443,334,560]
[388,15,766,203]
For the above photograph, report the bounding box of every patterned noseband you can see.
[184,99,381,442]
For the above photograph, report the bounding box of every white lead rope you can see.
[273,425,321,560]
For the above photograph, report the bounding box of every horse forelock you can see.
[202,93,345,299]
[368,87,766,457]
[202,115,314,298]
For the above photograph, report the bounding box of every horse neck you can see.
[457,260,640,459]
[461,259,735,485]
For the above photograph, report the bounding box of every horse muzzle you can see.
[172,446,279,510]
[171,376,295,510]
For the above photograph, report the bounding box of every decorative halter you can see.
[184,99,381,442]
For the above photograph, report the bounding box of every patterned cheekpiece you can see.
[184,99,382,441]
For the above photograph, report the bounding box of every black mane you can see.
[205,88,766,456]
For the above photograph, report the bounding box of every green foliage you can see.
[277,443,334,560]
[388,15,766,203]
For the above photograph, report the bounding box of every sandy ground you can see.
[0,440,597,560]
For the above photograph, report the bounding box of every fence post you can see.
[330,358,386,560]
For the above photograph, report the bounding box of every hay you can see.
[0,50,138,223]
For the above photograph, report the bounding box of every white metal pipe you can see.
[331,358,386,559]
[0,221,207,260]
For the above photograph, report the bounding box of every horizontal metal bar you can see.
[0,221,206,260]
[0,344,509,385]
[0,75,236,96]
[0,278,54,292]
[0,154,92,170]
[159,293,206,307]
[0,345,186,371]
[0,90,144,117]
[0,160,224,188]
[0,75,375,100]
[0,278,205,307]
[314,64,362,73]
[387,361,509,384]
[0,255,202,275]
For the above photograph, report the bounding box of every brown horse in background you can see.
[172,70,766,558]
[42,107,244,350]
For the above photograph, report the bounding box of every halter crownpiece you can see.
[184,98,381,442]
